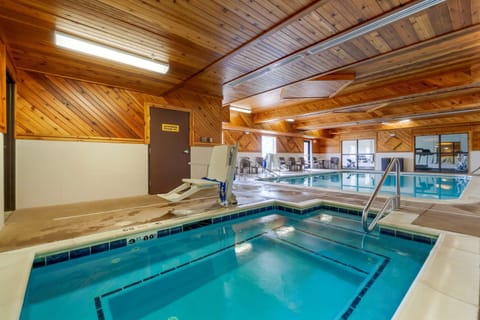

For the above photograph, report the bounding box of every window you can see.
[304,140,311,168]
[415,133,468,172]
[262,136,276,158]
[341,139,375,170]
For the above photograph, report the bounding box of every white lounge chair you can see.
[158,144,238,205]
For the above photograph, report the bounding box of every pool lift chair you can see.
[158,144,238,206]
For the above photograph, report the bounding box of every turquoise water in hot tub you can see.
[20,209,433,320]
[262,171,470,200]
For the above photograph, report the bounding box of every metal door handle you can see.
[183,149,190,154]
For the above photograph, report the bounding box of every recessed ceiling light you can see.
[54,31,169,74]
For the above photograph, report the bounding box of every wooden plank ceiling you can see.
[1,0,480,134]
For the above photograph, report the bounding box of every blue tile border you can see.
[46,252,69,265]
[70,247,90,260]
[31,202,436,269]
[340,258,390,319]
[379,227,436,245]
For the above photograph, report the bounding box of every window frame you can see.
[341,139,375,170]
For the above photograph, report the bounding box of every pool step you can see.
[270,227,385,277]
[286,214,381,250]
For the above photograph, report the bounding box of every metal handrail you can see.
[362,158,401,233]
[263,167,280,176]
[472,166,480,175]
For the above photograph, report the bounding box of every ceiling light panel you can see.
[54,32,169,74]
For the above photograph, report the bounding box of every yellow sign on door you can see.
[162,123,180,132]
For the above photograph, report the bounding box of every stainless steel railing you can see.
[362,158,401,233]
[472,166,480,175]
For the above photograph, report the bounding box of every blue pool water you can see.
[262,171,470,200]
[21,209,433,320]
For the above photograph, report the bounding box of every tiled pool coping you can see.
[31,202,437,268]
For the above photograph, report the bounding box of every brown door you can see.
[149,107,190,194]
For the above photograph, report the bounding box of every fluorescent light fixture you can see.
[54,31,169,74]
[285,118,295,122]
[273,54,306,68]
[307,0,446,54]
[224,0,445,89]
[398,119,411,123]
[226,67,271,88]
[229,106,252,114]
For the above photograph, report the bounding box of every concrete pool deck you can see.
[0,175,479,319]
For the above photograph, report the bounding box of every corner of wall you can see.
[0,133,4,230]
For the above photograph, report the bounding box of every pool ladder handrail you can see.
[264,167,280,176]
[472,166,480,175]
[362,158,401,233]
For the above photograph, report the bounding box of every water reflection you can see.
[271,172,469,200]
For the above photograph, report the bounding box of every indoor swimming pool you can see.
[20,206,434,320]
[261,171,470,200]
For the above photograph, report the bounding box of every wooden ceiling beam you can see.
[330,113,480,135]
[164,0,330,96]
[253,61,480,123]
[222,123,314,139]
[254,25,480,123]
[294,90,480,130]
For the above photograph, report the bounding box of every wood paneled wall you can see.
[223,130,261,152]
[223,129,306,154]
[314,124,480,154]
[145,89,222,145]
[15,70,222,145]
[229,110,296,133]
[223,110,309,153]
[314,137,340,154]
[0,38,7,133]
[377,129,413,152]
[472,131,480,151]
[277,136,303,153]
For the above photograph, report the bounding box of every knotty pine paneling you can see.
[225,109,309,153]
[229,110,297,134]
[472,131,480,151]
[145,89,223,146]
[377,129,413,152]
[277,136,303,153]
[340,132,375,141]
[0,41,6,133]
[312,139,326,153]
[223,128,307,153]
[223,130,261,152]
[313,136,341,154]
[16,70,223,144]
[326,137,341,154]
[16,71,145,142]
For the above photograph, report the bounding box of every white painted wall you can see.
[16,140,148,209]
[470,151,480,174]
[0,134,4,229]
